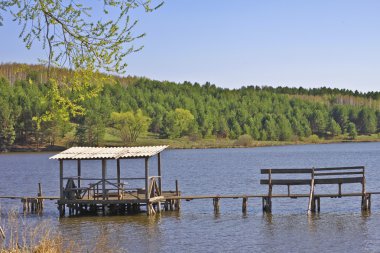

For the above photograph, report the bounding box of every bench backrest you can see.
[260,168,312,185]
[313,166,364,185]
[260,166,365,186]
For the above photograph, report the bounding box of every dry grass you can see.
[0,210,73,253]
[0,210,126,253]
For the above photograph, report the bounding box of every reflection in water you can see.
[0,143,380,252]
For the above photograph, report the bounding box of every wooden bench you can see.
[260,166,369,213]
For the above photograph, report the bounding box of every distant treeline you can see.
[0,63,379,150]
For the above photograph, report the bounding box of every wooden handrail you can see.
[314,171,364,176]
[63,177,145,181]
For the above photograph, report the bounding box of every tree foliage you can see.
[347,122,358,139]
[161,108,195,139]
[111,110,151,144]
[0,0,163,73]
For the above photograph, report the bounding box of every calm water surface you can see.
[1,142,380,252]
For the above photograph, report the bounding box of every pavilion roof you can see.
[49,146,168,160]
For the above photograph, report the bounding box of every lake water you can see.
[1,142,380,252]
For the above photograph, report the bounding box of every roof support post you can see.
[77,160,81,188]
[117,159,121,188]
[117,159,121,198]
[59,159,64,200]
[145,157,149,200]
[158,153,162,195]
[102,159,107,200]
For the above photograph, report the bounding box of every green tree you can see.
[215,117,229,138]
[161,108,195,139]
[111,110,151,144]
[262,114,279,141]
[347,122,358,139]
[331,105,348,132]
[276,115,292,141]
[247,115,261,140]
[0,78,18,150]
[327,118,342,137]
[357,108,377,134]
[309,110,328,136]
[230,120,242,139]
[0,99,16,150]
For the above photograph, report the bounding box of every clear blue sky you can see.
[1,0,380,92]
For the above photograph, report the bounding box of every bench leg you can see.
[262,197,272,213]
[362,194,371,211]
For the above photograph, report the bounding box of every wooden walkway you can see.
[2,191,379,215]
[165,192,380,213]
[165,192,380,200]
[0,196,59,200]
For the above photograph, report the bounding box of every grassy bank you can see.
[90,131,380,149]
[7,131,380,152]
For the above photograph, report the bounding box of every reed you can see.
[0,209,126,252]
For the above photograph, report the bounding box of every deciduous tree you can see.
[111,110,151,144]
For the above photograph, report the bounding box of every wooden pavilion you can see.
[50,146,180,216]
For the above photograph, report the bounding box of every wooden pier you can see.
[0,148,377,216]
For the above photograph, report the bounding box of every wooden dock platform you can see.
[2,191,379,215]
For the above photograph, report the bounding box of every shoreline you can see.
[3,137,380,153]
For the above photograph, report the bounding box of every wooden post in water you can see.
[263,169,272,213]
[338,183,342,196]
[307,169,315,214]
[242,197,248,213]
[175,180,181,210]
[213,197,220,213]
[37,182,43,212]
[361,167,368,211]
[316,197,320,212]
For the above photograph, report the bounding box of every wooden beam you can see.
[77,160,81,188]
[102,159,107,200]
[261,168,312,174]
[242,197,248,213]
[175,179,180,210]
[117,159,121,199]
[117,159,121,187]
[261,179,312,185]
[59,160,63,200]
[314,171,363,176]
[158,153,162,194]
[307,177,315,214]
[314,166,364,171]
[315,177,363,184]
[145,158,149,201]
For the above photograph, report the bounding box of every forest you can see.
[0,63,379,151]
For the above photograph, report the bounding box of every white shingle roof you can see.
[49,146,168,160]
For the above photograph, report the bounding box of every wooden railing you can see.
[63,177,146,200]
[148,176,162,198]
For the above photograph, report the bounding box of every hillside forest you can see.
[0,63,379,151]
